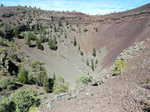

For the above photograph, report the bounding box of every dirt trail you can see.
[47,72,149,112]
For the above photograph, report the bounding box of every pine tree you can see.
[18,67,28,84]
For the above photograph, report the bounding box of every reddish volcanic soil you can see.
[79,3,150,66]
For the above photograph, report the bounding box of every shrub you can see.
[0,96,16,112]
[11,88,40,112]
[28,71,48,86]
[30,61,43,69]
[2,12,14,18]
[24,32,36,47]
[17,67,28,84]
[26,37,32,47]
[36,39,44,50]
[0,37,8,46]
[73,38,77,46]
[0,78,16,90]
[112,58,125,76]
[48,38,57,50]
[0,101,15,112]
[44,78,55,93]
[77,75,93,85]
[7,60,19,76]
[28,106,39,112]
[29,61,48,86]
[43,87,50,93]
[80,51,84,56]
[17,24,30,33]
[10,53,21,62]
[38,33,48,43]
[0,24,14,39]
[53,75,69,94]
[0,103,8,112]
[7,84,17,91]
[37,44,44,50]
[12,26,20,38]
[92,48,96,57]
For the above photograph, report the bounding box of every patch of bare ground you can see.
[38,41,150,112]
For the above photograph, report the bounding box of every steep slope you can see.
[0,3,150,112]
[0,7,92,87]
[79,3,150,66]
[0,3,150,87]
[39,40,150,112]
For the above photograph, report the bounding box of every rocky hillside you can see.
[39,38,150,112]
[0,3,150,112]
[1,4,150,86]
